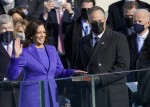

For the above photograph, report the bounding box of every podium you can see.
[71,75,96,107]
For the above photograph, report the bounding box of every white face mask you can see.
[2,0,14,4]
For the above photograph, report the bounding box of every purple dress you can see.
[7,44,74,107]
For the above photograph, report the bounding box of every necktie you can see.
[7,44,12,56]
[93,37,99,47]
[137,36,144,52]
[57,9,65,54]
[85,26,89,35]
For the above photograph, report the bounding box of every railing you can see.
[0,68,148,107]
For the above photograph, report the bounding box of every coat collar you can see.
[27,44,52,72]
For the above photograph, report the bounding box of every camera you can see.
[54,0,62,8]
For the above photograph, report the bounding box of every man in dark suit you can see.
[115,1,138,37]
[0,14,20,107]
[65,0,95,67]
[128,9,150,81]
[137,33,150,107]
[127,9,150,107]
[75,6,130,107]
[106,0,150,30]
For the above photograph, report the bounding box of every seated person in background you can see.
[7,19,86,107]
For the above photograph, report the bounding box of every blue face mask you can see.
[133,23,145,34]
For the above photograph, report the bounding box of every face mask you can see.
[22,9,28,15]
[16,33,26,41]
[2,0,13,4]
[133,23,145,34]
[125,18,133,28]
[16,33,26,43]
[0,31,13,44]
[91,21,104,35]
[81,8,89,20]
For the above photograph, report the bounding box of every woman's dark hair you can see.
[24,19,48,47]
[8,8,26,19]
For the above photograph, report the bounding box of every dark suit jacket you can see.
[127,32,150,81]
[0,43,10,80]
[106,0,150,30]
[0,42,22,107]
[39,8,80,48]
[135,32,150,107]
[137,59,150,107]
[65,17,83,67]
[75,27,130,107]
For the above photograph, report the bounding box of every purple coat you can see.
[7,44,74,107]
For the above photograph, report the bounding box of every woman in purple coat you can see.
[7,20,86,107]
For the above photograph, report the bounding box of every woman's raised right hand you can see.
[14,38,23,58]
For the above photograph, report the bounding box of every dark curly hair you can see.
[23,19,48,47]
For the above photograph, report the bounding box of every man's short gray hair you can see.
[0,14,13,25]
[134,9,150,20]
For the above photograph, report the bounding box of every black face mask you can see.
[91,21,104,35]
[125,18,133,28]
[0,31,13,44]
[81,8,89,20]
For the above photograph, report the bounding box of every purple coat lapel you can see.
[44,44,53,72]
[28,44,49,72]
